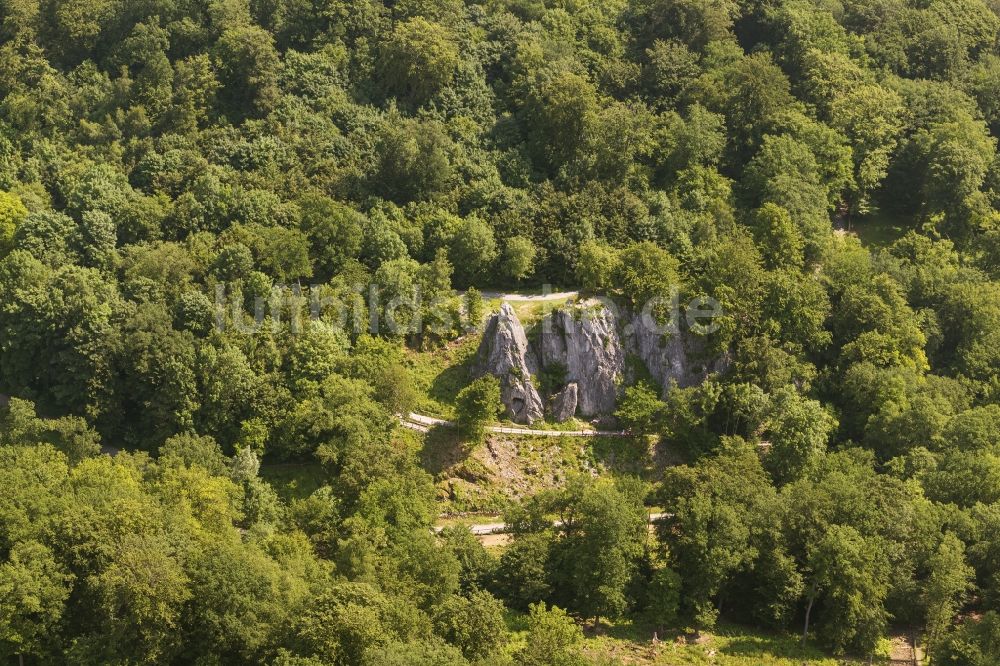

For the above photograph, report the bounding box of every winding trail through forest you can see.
[434,512,669,536]
[399,412,628,437]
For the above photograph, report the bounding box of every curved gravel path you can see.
[400,412,627,437]
[434,512,669,536]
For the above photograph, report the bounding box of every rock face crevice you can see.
[474,300,725,423]
[474,303,544,424]
[549,383,578,422]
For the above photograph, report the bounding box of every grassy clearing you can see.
[480,292,581,326]
[583,621,858,665]
[511,295,579,325]
[405,336,479,419]
[499,613,860,666]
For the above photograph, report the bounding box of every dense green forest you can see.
[2,0,1000,663]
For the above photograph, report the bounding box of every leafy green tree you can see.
[74,211,117,271]
[438,525,496,594]
[372,257,422,338]
[65,164,164,245]
[944,405,1000,451]
[432,590,507,660]
[287,325,349,395]
[0,253,119,419]
[91,534,191,662]
[502,235,536,283]
[615,241,681,308]
[742,134,831,261]
[366,639,469,666]
[344,335,417,416]
[933,611,1000,665]
[213,25,281,117]
[454,375,501,443]
[158,433,228,475]
[672,165,735,221]
[494,531,554,609]
[832,273,928,371]
[516,602,585,666]
[230,446,282,526]
[800,525,890,654]
[369,117,454,204]
[193,341,268,452]
[763,388,838,484]
[923,533,974,657]
[42,0,116,62]
[616,381,664,436]
[552,477,648,623]
[12,210,77,265]
[923,447,1000,507]
[781,450,910,654]
[464,287,484,331]
[296,376,398,504]
[175,289,215,336]
[629,0,738,51]
[583,102,659,184]
[0,397,100,463]
[0,540,73,664]
[0,190,27,256]
[108,303,199,450]
[763,270,832,353]
[118,21,173,123]
[0,445,71,554]
[178,529,300,662]
[723,52,796,164]
[802,53,904,212]
[644,40,700,106]
[663,104,727,173]
[449,217,497,288]
[658,440,777,631]
[936,282,1000,391]
[646,565,682,631]
[298,194,364,281]
[520,69,600,175]
[167,54,219,133]
[211,243,255,283]
[575,240,620,293]
[911,116,996,233]
[237,224,313,282]
[751,203,804,269]
[378,18,459,107]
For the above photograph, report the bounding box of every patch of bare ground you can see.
[888,632,918,665]
[582,642,663,665]
[431,433,602,511]
[424,424,658,512]
[477,533,511,547]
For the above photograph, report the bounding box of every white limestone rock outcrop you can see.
[626,310,728,395]
[539,306,624,417]
[472,299,726,422]
[550,382,578,422]
[474,303,544,424]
